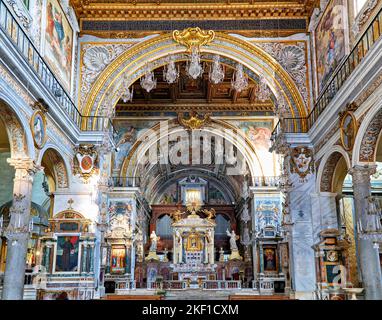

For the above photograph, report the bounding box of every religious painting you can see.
[227,119,276,176]
[110,246,126,274]
[209,186,227,204]
[159,183,178,204]
[340,111,358,151]
[55,235,79,272]
[263,247,277,272]
[30,110,47,149]
[186,231,203,252]
[315,0,348,93]
[113,120,159,170]
[43,0,73,90]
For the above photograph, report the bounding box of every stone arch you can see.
[0,97,34,160]
[82,32,307,126]
[317,146,351,193]
[37,145,70,189]
[353,100,382,165]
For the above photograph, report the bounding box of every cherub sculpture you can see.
[203,208,216,220]
[170,210,183,222]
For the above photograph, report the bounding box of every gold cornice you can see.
[72,1,315,22]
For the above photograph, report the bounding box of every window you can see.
[23,0,30,10]
[354,0,368,16]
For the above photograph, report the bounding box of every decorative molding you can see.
[79,42,136,108]
[359,108,382,162]
[352,0,379,37]
[255,41,310,110]
[172,27,215,52]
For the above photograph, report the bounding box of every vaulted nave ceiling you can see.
[70,0,319,37]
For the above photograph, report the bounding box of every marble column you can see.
[286,156,316,299]
[43,243,52,272]
[82,242,88,274]
[2,158,39,300]
[89,244,94,273]
[349,165,382,300]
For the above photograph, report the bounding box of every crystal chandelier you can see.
[186,47,203,79]
[209,55,225,84]
[256,74,271,102]
[357,196,382,243]
[231,63,248,92]
[163,56,179,84]
[140,64,157,93]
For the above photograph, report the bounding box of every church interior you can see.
[0,0,382,301]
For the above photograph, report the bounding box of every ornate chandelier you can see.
[140,63,157,93]
[209,55,225,84]
[231,63,248,92]
[186,47,203,79]
[163,56,179,84]
[357,196,382,244]
[256,74,271,102]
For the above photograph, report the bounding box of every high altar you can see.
[170,209,216,283]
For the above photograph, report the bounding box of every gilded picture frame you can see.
[340,111,358,151]
[30,110,47,149]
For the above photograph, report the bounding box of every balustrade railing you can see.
[272,5,382,137]
[253,176,280,187]
[110,176,141,188]
[0,0,116,135]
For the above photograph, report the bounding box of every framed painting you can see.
[110,246,126,274]
[314,0,349,93]
[54,235,79,272]
[263,247,277,272]
[340,111,358,151]
[43,0,73,90]
[30,110,47,149]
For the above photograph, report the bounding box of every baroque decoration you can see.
[172,27,215,52]
[80,42,136,108]
[290,146,314,181]
[359,108,382,162]
[339,103,358,152]
[73,144,99,181]
[178,111,211,130]
[255,41,309,109]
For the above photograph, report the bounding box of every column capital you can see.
[348,165,377,184]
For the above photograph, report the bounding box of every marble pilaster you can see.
[2,158,40,300]
[349,165,382,300]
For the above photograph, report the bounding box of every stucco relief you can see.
[79,43,137,108]
[0,104,27,157]
[359,109,382,162]
[5,0,32,30]
[255,42,309,109]
[352,0,379,36]
[320,152,342,192]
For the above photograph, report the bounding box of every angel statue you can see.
[203,208,216,220]
[226,229,239,251]
[149,231,160,252]
[170,210,183,222]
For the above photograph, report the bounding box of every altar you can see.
[170,208,217,283]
